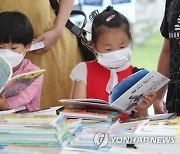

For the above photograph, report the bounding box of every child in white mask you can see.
[70,6,156,119]
[0,11,43,112]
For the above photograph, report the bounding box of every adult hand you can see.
[33,28,62,53]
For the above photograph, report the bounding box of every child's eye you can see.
[105,49,112,52]
[11,47,17,50]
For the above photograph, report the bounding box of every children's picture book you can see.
[59,98,116,111]
[59,109,119,121]
[134,118,180,136]
[110,70,170,114]
[120,113,177,123]
[60,69,170,115]
[0,106,26,115]
[0,55,45,97]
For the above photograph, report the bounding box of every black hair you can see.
[0,11,34,46]
[91,6,132,44]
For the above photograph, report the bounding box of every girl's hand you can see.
[153,99,168,114]
[33,28,62,53]
[0,91,9,110]
[133,92,156,113]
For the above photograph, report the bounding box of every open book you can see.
[0,55,45,97]
[59,69,170,115]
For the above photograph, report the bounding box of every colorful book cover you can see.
[110,70,170,115]
[0,55,45,98]
[5,69,45,97]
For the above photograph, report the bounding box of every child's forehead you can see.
[97,28,129,44]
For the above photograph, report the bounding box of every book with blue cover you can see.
[60,69,170,115]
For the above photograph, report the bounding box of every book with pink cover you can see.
[0,55,45,97]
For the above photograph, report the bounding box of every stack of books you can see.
[68,121,111,150]
[0,114,70,147]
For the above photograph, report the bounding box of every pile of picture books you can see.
[134,117,180,136]
[63,113,180,151]
[0,113,70,147]
[65,119,149,150]
[68,121,112,150]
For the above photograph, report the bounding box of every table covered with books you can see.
[0,106,180,154]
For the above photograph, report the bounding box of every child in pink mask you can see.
[0,11,43,112]
[70,6,156,120]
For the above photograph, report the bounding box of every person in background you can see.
[0,0,82,109]
[70,6,156,120]
[153,0,180,115]
[0,11,43,112]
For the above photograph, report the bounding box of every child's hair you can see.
[91,6,132,44]
[0,11,34,46]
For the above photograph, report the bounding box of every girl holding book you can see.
[0,11,43,112]
[70,6,156,120]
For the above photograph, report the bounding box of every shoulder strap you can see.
[49,0,86,36]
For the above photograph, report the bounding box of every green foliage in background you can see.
[131,32,163,71]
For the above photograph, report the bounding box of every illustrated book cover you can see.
[0,55,45,97]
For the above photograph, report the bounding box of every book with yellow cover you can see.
[0,55,45,97]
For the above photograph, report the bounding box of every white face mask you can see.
[97,46,132,69]
[0,49,25,68]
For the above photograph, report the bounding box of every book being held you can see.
[0,55,45,97]
[60,69,170,115]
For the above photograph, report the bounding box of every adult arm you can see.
[153,38,170,114]
[34,0,75,52]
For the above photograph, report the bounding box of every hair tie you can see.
[106,14,115,22]
[89,10,99,21]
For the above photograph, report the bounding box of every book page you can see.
[5,69,45,97]
[59,99,116,111]
[0,56,12,93]
[111,71,170,115]
[60,99,108,104]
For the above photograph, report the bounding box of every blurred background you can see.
[70,0,166,114]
